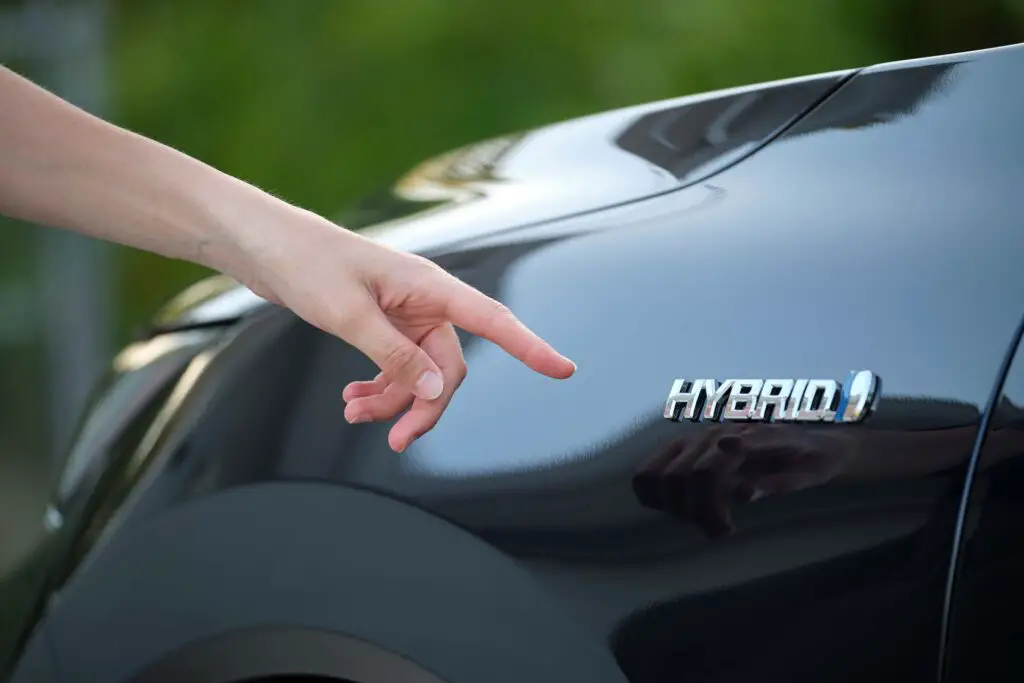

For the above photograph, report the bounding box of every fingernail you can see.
[414,371,444,400]
[347,413,369,424]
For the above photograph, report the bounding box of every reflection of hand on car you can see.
[632,398,1024,540]
[633,424,858,538]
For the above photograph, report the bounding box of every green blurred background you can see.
[36,0,1024,339]
[1,0,1023,635]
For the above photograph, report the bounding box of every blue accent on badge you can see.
[834,371,853,422]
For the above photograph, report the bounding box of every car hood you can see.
[346,69,850,252]
[150,69,849,332]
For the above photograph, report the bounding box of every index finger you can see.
[444,279,576,379]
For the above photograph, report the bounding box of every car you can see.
[4,42,1024,683]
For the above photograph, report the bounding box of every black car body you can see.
[5,44,1024,683]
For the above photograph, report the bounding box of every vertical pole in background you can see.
[21,0,114,462]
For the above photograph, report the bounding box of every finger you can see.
[340,304,446,401]
[689,435,746,538]
[443,279,575,380]
[388,324,467,453]
[342,374,390,402]
[344,382,414,424]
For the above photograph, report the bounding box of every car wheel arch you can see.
[31,482,629,683]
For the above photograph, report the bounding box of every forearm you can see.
[0,65,279,274]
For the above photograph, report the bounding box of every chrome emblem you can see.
[664,370,880,424]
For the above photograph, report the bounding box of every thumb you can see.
[341,306,445,401]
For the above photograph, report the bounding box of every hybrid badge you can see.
[664,370,880,424]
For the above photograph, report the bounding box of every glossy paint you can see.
[6,44,1024,683]
[942,318,1024,683]
[347,68,849,253]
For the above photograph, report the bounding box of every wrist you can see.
[187,168,285,277]
[195,173,353,293]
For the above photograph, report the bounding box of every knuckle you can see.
[408,254,446,279]
[484,300,516,328]
[380,342,422,376]
[489,300,513,318]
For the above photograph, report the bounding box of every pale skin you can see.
[0,66,576,453]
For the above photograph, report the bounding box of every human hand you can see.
[632,424,858,538]
[226,205,575,453]
[0,64,569,442]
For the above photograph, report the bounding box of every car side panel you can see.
[31,484,630,683]
[13,44,1024,683]
[943,316,1024,683]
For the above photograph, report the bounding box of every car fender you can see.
[31,482,628,683]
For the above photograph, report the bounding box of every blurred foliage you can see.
[107,0,1024,342]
